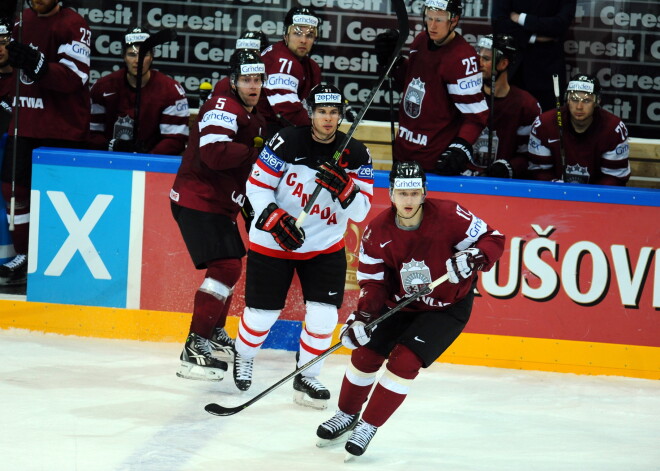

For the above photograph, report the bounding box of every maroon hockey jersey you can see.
[211,77,231,98]
[257,41,322,128]
[10,7,90,141]
[356,198,504,314]
[89,69,189,155]
[394,32,489,171]
[170,91,265,218]
[528,107,631,185]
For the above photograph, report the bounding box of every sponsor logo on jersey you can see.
[357,165,373,179]
[258,146,284,173]
[404,78,425,119]
[202,110,237,126]
[400,259,431,295]
[457,74,483,93]
[267,73,299,92]
[467,217,485,239]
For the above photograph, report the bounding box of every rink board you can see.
[4,147,659,379]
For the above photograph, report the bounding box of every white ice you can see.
[1,328,659,471]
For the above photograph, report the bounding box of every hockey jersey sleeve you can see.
[527,112,558,180]
[150,81,189,156]
[515,95,542,157]
[88,81,109,149]
[594,119,631,186]
[355,229,393,316]
[450,202,505,272]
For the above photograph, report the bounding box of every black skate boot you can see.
[293,374,330,409]
[209,327,235,362]
[176,332,228,381]
[233,346,254,391]
[0,254,27,285]
[316,410,360,447]
[344,419,378,461]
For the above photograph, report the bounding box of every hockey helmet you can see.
[123,25,152,55]
[229,49,267,85]
[477,34,517,63]
[424,0,463,17]
[284,6,321,36]
[389,161,427,195]
[236,30,270,53]
[566,73,601,99]
[0,18,11,37]
[307,83,344,116]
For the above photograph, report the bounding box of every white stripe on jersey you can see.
[358,251,383,265]
[602,166,631,178]
[455,215,487,251]
[356,270,385,281]
[528,162,553,171]
[89,123,104,131]
[200,134,232,147]
[602,140,629,161]
[446,73,483,96]
[267,92,301,106]
[517,124,532,136]
[58,41,91,66]
[199,110,239,133]
[528,135,551,157]
[91,103,105,114]
[454,100,489,114]
[59,58,89,85]
[160,123,189,136]
[265,73,299,92]
[163,99,189,117]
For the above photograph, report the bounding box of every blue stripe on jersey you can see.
[258,146,285,174]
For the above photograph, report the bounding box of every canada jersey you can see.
[246,126,374,259]
[171,91,265,218]
[257,41,322,128]
[395,32,488,171]
[90,69,189,155]
[10,7,91,141]
[356,199,505,314]
[528,107,631,185]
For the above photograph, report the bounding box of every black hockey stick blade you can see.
[295,0,409,228]
[205,273,448,417]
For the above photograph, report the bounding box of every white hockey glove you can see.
[340,311,375,350]
[446,248,486,284]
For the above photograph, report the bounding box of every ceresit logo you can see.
[314,93,341,104]
[292,14,319,27]
[240,63,265,75]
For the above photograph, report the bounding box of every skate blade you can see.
[344,452,358,462]
[316,434,350,448]
[211,347,235,363]
[293,390,328,410]
[176,362,225,381]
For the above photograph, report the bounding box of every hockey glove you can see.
[241,197,255,233]
[0,97,11,115]
[7,42,49,82]
[446,248,487,284]
[374,29,399,67]
[435,138,473,176]
[315,161,359,209]
[340,311,375,350]
[255,203,305,251]
[109,138,148,154]
[486,159,513,179]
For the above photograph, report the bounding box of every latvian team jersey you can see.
[528,107,631,185]
[90,69,189,155]
[357,199,505,313]
[394,32,488,171]
[246,126,373,259]
[170,91,265,218]
[11,7,91,141]
[257,41,322,127]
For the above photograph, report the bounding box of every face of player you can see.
[0,36,9,69]
[285,25,316,59]
[477,48,507,85]
[567,92,597,127]
[124,45,153,79]
[234,75,263,109]
[30,0,60,16]
[391,188,424,224]
[425,9,457,44]
[311,106,341,142]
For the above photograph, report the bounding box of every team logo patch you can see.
[400,259,432,295]
[564,163,590,184]
[404,78,425,119]
[113,115,134,141]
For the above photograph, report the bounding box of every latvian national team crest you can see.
[404,78,425,118]
[400,259,432,295]
[113,115,135,141]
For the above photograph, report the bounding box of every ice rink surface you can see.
[2,328,659,471]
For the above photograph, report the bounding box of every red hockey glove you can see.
[340,311,375,350]
[315,161,359,209]
[255,203,305,251]
[446,248,486,284]
[7,42,49,82]
[435,138,472,176]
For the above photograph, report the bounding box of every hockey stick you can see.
[486,50,496,168]
[294,0,409,228]
[8,0,23,231]
[388,75,395,159]
[133,29,177,147]
[205,273,449,417]
[552,74,567,180]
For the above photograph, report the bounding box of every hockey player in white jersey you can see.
[235,83,374,409]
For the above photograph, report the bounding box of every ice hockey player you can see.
[316,161,504,459]
[170,50,266,381]
[235,83,373,408]
[257,6,322,136]
[0,18,13,134]
[470,34,541,178]
[374,0,488,175]
[527,73,631,185]
[211,30,270,98]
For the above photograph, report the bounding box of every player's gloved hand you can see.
[435,138,472,176]
[241,197,255,233]
[486,159,513,178]
[315,161,359,209]
[109,138,148,153]
[0,97,12,115]
[446,247,486,283]
[374,29,399,67]
[255,202,305,251]
[7,42,49,82]
[340,311,375,350]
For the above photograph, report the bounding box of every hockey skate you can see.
[176,333,228,381]
[209,327,235,362]
[344,419,378,461]
[293,374,330,409]
[316,410,359,448]
[233,347,253,391]
[0,254,27,286]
